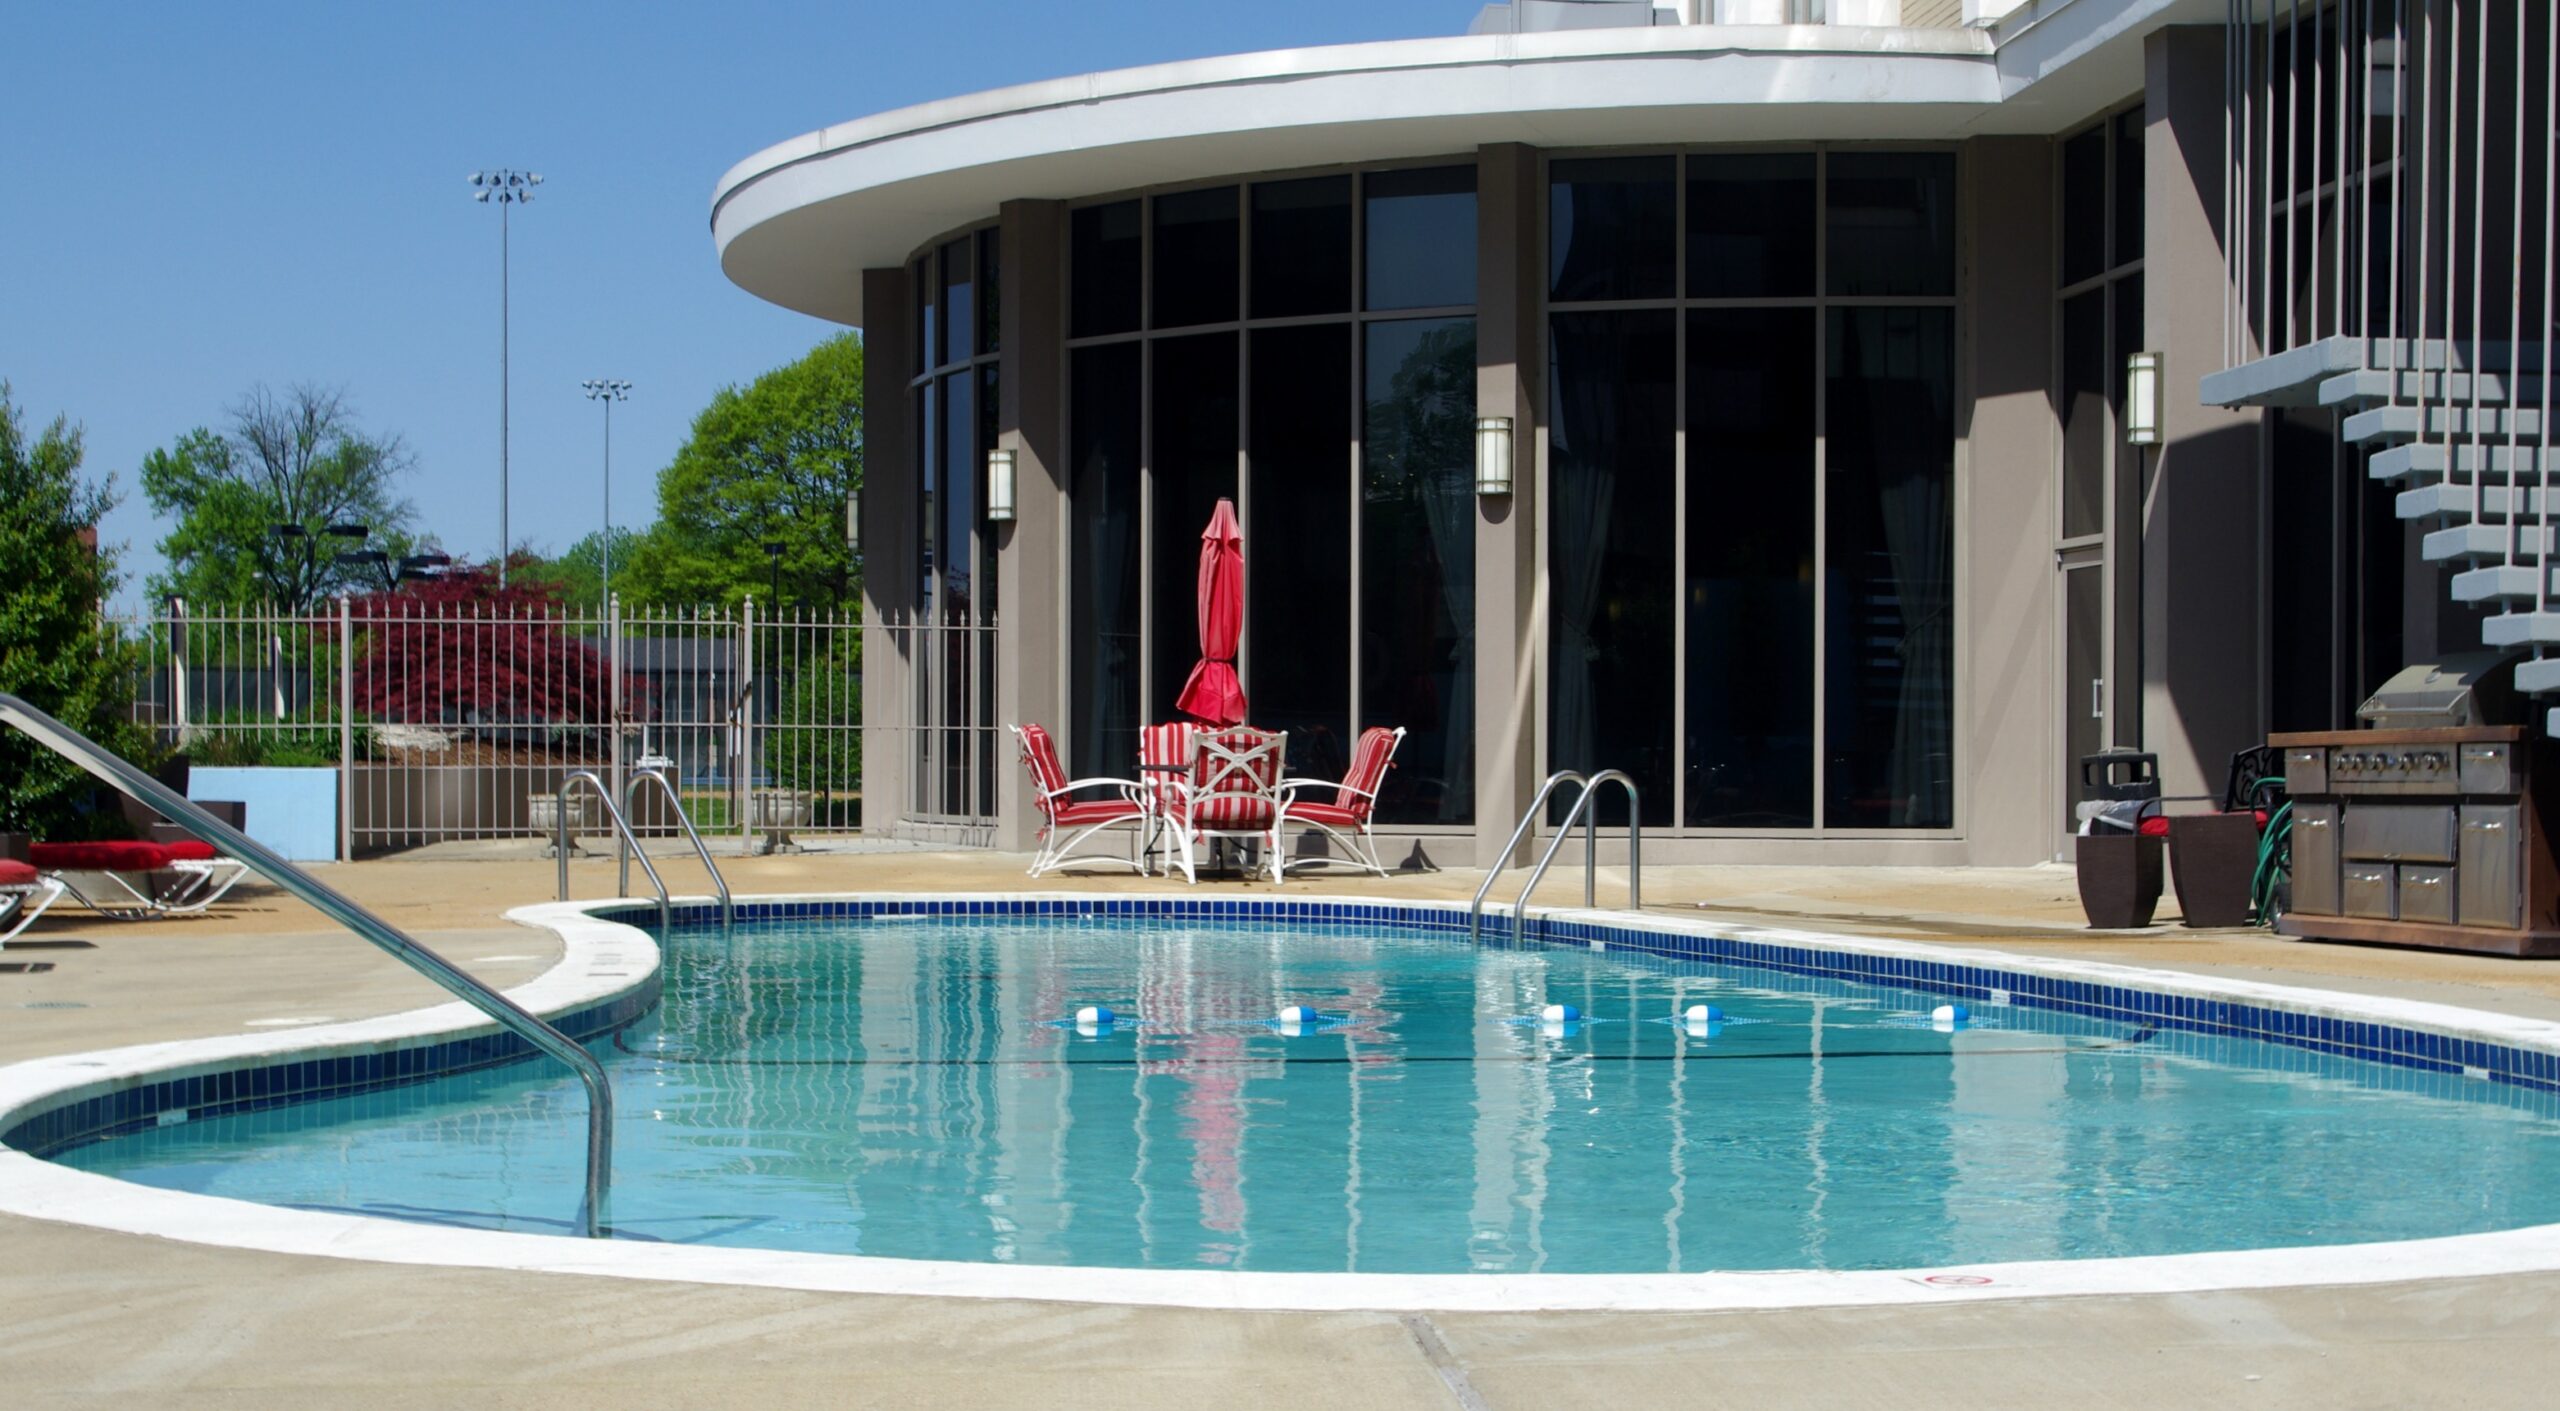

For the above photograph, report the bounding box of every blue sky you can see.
[1,1,1468,605]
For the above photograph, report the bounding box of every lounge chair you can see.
[28,839,251,920]
[0,860,66,946]
[1277,725,1406,878]
[1153,724,1287,884]
[1011,723,1155,877]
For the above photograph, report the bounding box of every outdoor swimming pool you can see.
[42,906,2560,1275]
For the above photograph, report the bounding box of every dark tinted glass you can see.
[1826,152,1956,297]
[1550,156,1675,302]
[912,256,934,374]
[1248,325,1352,777]
[1823,306,1955,828]
[1069,343,1142,777]
[1151,186,1239,329]
[1547,309,1675,826]
[1364,166,1477,311]
[1070,201,1141,338]
[1685,308,1815,828]
[1686,153,1816,298]
[1251,176,1352,318]
[939,371,974,619]
[2113,109,2144,267]
[1362,317,1477,825]
[939,237,974,365]
[2061,127,2107,286]
[1150,331,1239,722]
[2061,289,2106,538]
[979,229,1002,355]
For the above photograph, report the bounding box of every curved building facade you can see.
[714,2,2452,869]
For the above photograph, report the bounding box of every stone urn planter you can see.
[2169,812,2262,928]
[2076,830,2164,929]
[750,789,811,831]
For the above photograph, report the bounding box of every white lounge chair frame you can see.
[1,873,66,946]
[44,856,252,921]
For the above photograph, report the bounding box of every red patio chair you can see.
[29,839,252,920]
[1155,725,1287,884]
[1277,725,1406,878]
[1011,723,1155,877]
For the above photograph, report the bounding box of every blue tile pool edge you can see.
[590,892,2560,1096]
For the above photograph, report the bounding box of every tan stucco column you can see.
[860,265,915,838]
[1958,136,2061,865]
[2143,24,2266,801]
[1474,142,1543,868]
[993,200,1067,852]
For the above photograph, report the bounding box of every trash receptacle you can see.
[2075,751,2164,929]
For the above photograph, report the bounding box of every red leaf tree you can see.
[348,557,644,728]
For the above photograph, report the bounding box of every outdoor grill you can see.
[2274,654,2559,957]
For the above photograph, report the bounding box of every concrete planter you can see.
[751,789,811,830]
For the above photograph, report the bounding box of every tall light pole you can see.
[581,378,632,600]
[469,168,542,585]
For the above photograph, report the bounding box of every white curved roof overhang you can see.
[713,6,2200,326]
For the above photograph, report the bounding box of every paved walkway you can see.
[5,852,2559,1407]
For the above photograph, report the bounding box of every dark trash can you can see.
[2169,812,2260,928]
[2075,751,2164,929]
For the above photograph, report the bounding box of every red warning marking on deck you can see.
[1921,1274,1995,1287]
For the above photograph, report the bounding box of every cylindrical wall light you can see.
[2123,351,2163,446]
[846,489,861,556]
[1475,416,1515,496]
[986,448,1017,521]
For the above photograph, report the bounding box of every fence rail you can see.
[110,598,863,858]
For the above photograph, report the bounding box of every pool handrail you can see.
[1469,770,1644,942]
[621,767,733,928]
[556,769,670,936]
[0,691,616,1238]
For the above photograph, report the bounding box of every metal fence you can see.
[113,598,862,857]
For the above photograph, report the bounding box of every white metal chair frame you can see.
[0,874,67,946]
[1011,724,1157,878]
[1276,725,1406,878]
[1159,726,1287,885]
[44,857,251,921]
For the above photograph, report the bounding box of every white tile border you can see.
[3,890,2559,1313]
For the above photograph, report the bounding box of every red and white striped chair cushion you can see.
[1015,724,1075,821]
[1139,722,1196,818]
[1325,726,1399,820]
[1187,727,1283,830]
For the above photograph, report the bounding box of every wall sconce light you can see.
[986,448,1017,522]
[1475,416,1514,496]
[2123,351,2163,446]
[845,489,861,556]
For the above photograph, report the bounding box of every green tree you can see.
[0,384,153,835]
[141,384,418,608]
[617,334,861,612]
[523,525,646,607]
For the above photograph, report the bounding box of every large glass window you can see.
[905,227,1002,821]
[1064,166,1479,828]
[1362,317,1476,824]
[1550,148,1957,833]
[1070,200,1140,338]
[1685,308,1815,827]
[1549,310,1676,827]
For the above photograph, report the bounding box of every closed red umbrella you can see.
[1174,497,1248,727]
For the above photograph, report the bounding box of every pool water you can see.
[54,915,2560,1273]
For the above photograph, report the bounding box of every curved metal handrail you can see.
[623,768,732,928]
[556,770,670,936]
[0,692,614,1237]
[1513,769,1641,926]
[1470,770,1585,942]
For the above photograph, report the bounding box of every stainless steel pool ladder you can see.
[619,769,733,929]
[0,693,616,1239]
[1469,770,1643,943]
[553,770,733,932]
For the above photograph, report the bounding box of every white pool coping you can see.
[4,890,2560,1312]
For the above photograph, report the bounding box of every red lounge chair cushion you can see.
[0,860,39,886]
[31,840,179,871]
[1051,799,1144,828]
[2136,816,2171,839]
[161,840,219,862]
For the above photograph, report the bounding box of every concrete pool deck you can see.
[4,851,2559,1406]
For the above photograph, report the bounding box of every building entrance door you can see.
[2060,551,2106,842]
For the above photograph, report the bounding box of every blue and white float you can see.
[1932,1003,1970,1032]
